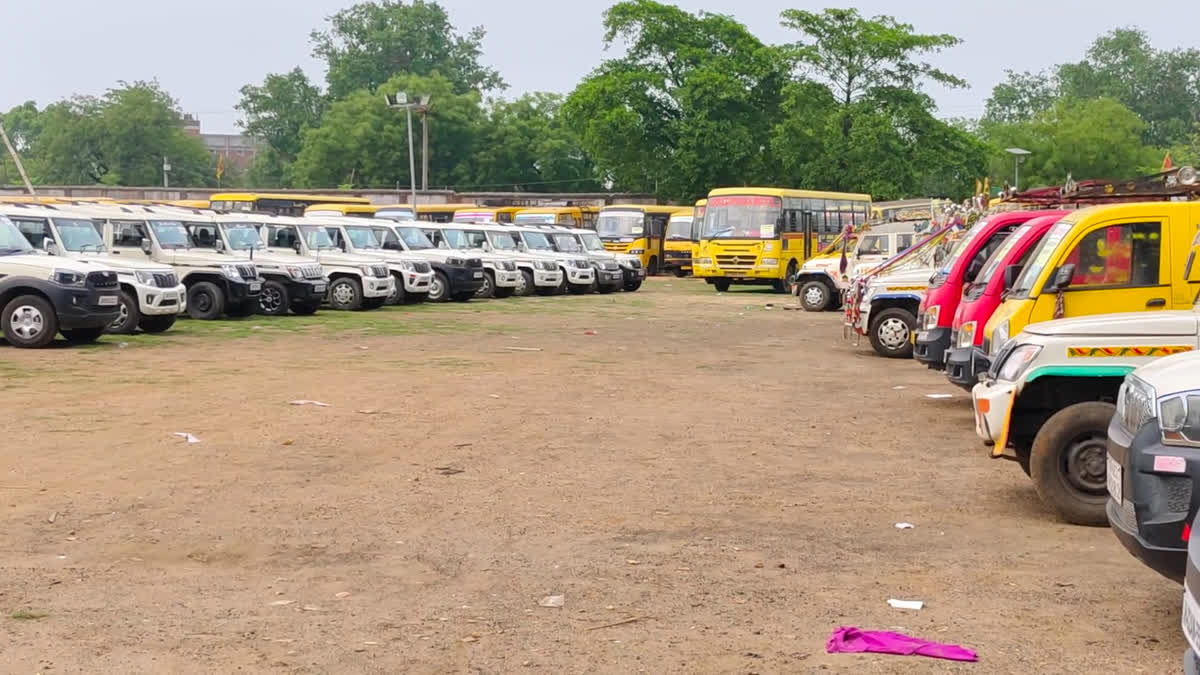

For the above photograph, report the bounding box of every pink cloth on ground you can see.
[827,626,978,662]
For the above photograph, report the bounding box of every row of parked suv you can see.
[0,202,646,348]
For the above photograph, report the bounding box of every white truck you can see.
[0,213,121,347]
[793,221,922,312]
[259,216,394,310]
[972,308,1200,525]
[2,203,185,334]
[315,216,434,304]
[88,204,264,320]
[419,223,525,298]
[366,221,485,302]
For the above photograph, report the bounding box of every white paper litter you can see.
[538,594,565,608]
[172,432,200,444]
[887,599,923,610]
[925,394,953,399]
[895,522,915,529]
[892,386,906,390]
[290,400,331,407]
[505,346,543,352]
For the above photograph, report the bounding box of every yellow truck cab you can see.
[595,204,682,275]
[983,201,1200,357]
[513,207,585,227]
[452,206,523,224]
[663,208,695,276]
[415,203,479,223]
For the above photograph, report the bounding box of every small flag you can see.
[1163,151,1174,172]
[216,153,226,180]
[974,179,981,195]
[983,177,990,196]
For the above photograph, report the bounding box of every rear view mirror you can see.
[215,238,225,252]
[482,241,493,252]
[1003,264,1022,291]
[41,238,59,255]
[1053,263,1076,290]
[517,242,528,252]
[140,237,151,255]
[292,240,302,254]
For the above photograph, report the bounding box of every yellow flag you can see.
[216,153,226,180]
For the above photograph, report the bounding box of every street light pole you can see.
[421,108,429,192]
[385,92,431,207]
[404,105,417,210]
[1005,147,1031,191]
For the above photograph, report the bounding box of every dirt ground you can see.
[0,278,1184,673]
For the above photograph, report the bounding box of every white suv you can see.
[420,223,524,298]
[316,216,434,304]
[262,215,394,310]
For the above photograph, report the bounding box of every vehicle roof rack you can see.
[1000,166,1200,205]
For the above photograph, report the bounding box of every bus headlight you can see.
[759,258,778,267]
[698,258,713,266]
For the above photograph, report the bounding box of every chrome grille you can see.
[601,261,619,271]
[1121,380,1155,433]
[541,261,557,271]
[602,242,626,252]
[86,271,118,289]
[412,261,431,274]
[152,272,178,288]
[302,264,324,280]
[715,254,755,270]
[572,259,590,269]
[371,264,389,278]
[236,264,256,280]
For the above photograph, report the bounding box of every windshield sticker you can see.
[760,224,775,238]
[631,226,643,234]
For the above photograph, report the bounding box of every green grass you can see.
[10,609,48,621]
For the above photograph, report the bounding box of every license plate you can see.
[249,282,262,292]
[916,331,929,342]
[98,295,118,306]
[1107,454,1122,503]
[1184,585,1200,657]
[473,271,483,279]
[313,284,325,293]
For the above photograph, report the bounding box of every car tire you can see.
[138,315,177,333]
[328,277,364,310]
[62,326,106,345]
[428,271,450,303]
[258,280,290,316]
[568,283,590,295]
[535,286,557,296]
[291,301,320,316]
[108,290,141,334]
[451,292,474,302]
[494,286,516,299]
[713,279,730,292]
[798,281,832,313]
[623,279,643,292]
[1030,401,1114,526]
[516,270,536,297]
[477,270,496,298]
[597,284,617,295]
[225,301,257,318]
[405,292,429,304]
[186,281,225,320]
[868,307,915,359]
[1,294,59,348]
[387,273,406,306]
[360,297,386,310]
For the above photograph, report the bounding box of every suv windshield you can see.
[552,233,582,252]
[521,230,555,251]
[440,228,476,249]
[579,232,604,252]
[596,211,644,239]
[0,216,34,254]
[396,226,434,250]
[222,224,262,250]
[150,220,191,249]
[487,231,518,250]
[345,226,381,249]
[1012,221,1073,297]
[666,216,692,240]
[702,196,781,239]
[55,218,106,252]
[299,225,337,250]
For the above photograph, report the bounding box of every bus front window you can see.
[702,196,781,239]
[666,217,692,240]
[596,211,644,240]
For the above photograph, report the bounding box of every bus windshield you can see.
[702,196,781,239]
[377,208,415,221]
[1011,221,1073,297]
[596,211,644,239]
[666,216,692,240]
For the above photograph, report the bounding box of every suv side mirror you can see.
[42,238,59,255]
[481,240,493,252]
[1052,263,1075,291]
[517,241,528,252]
[215,238,225,252]
[140,237,152,255]
[1003,264,1023,291]
[292,240,302,254]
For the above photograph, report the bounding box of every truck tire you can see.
[428,271,450,302]
[62,326,106,345]
[186,281,225,320]
[868,307,915,359]
[258,280,290,316]
[799,281,832,312]
[2,294,59,348]
[109,289,141,334]
[713,279,730,292]
[1029,401,1114,526]
[516,270,536,297]
[138,315,177,333]
[328,277,364,310]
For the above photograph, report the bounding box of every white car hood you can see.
[871,267,934,288]
[69,252,172,273]
[1,252,112,275]
[1132,350,1200,393]
[1026,310,1200,338]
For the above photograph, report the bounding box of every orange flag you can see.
[1163,152,1174,172]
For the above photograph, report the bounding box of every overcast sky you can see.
[6,1,1199,134]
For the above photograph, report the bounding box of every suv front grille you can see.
[467,258,483,268]
[601,261,619,271]
[412,261,431,274]
[87,271,119,289]
[572,259,590,269]
[152,272,178,288]
[236,264,257,280]
[302,264,324,280]
[371,264,389,278]
[500,261,516,271]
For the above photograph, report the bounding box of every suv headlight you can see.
[285,265,305,280]
[996,343,1042,381]
[957,321,977,349]
[446,257,466,266]
[397,260,414,271]
[134,270,156,285]
[220,264,242,281]
[360,265,376,277]
[990,321,1010,356]
[50,268,86,286]
[923,305,940,330]
[1118,376,1157,434]
[1159,390,1200,446]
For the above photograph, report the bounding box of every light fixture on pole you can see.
[1005,147,1031,191]
[384,92,431,207]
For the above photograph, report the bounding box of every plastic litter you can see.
[827,626,977,662]
[895,522,915,529]
[538,594,565,608]
[172,432,200,444]
[925,394,953,399]
[887,599,924,610]
[892,386,906,390]
[290,400,331,407]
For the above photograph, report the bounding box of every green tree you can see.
[236,67,326,185]
[0,101,46,184]
[292,73,483,189]
[311,0,504,99]
[473,93,600,192]
[982,70,1058,124]
[563,0,787,201]
[979,98,1159,188]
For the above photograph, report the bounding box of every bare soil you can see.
[0,278,1182,673]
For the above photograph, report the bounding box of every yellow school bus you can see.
[513,206,585,227]
[208,192,368,216]
[169,199,211,209]
[695,187,871,292]
[595,204,687,275]
[452,206,524,223]
[413,203,478,223]
[663,209,696,276]
[304,203,383,218]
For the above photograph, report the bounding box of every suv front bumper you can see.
[492,268,522,288]
[447,266,486,295]
[1107,416,1194,583]
[596,268,624,286]
[362,276,393,299]
[913,326,951,368]
[135,282,188,316]
[532,268,562,287]
[400,270,432,293]
[972,378,1018,454]
[566,268,595,285]
[46,284,122,330]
